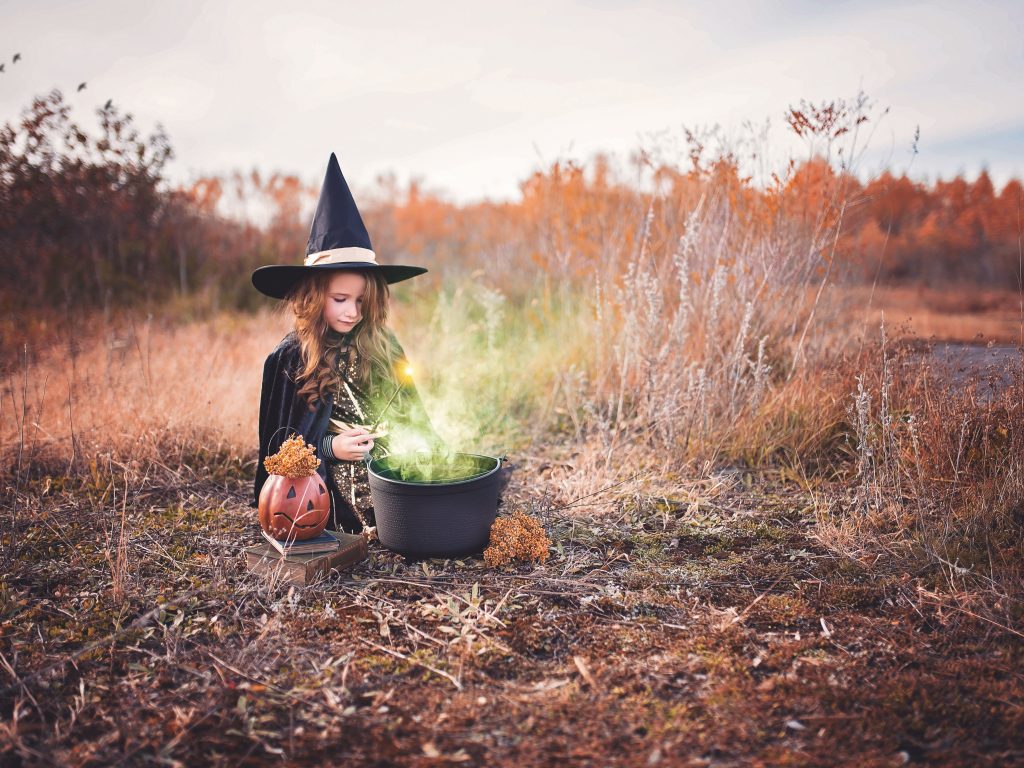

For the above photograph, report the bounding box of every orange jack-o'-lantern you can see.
[258,473,331,541]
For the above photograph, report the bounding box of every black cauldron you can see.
[367,452,504,558]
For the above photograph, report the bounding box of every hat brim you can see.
[251,262,428,300]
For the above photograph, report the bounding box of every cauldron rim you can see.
[366,451,502,488]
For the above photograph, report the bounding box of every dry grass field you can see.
[847,285,1024,346]
[2,277,1023,766]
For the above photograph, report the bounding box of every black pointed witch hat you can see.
[251,153,427,299]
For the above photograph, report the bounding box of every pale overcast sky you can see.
[1,0,1022,202]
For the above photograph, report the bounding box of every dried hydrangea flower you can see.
[263,435,320,478]
[484,509,551,567]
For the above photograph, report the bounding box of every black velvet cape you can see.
[252,331,441,533]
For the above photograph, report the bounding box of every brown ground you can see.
[845,285,1024,345]
[2,455,1021,767]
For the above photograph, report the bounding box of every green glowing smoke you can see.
[370,452,498,484]
[387,278,595,458]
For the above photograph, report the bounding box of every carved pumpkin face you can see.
[258,473,330,541]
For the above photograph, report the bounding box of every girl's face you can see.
[322,271,368,333]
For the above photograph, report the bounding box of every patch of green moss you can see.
[621,569,662,590]
[739,520,791,544]
[813,582,883,611]
[629,531,670,565]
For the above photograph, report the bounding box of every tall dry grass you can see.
[818,328,1024,590]
[8,275,1017,599]
[2,311,291,485]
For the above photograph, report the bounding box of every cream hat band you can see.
[304,247,378,267]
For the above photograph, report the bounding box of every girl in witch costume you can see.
[251,153,443,535]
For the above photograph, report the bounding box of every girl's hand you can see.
[331,428,382,461]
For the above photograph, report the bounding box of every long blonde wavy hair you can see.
[288,269,400,410]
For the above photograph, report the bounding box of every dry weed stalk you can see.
[103,475,131,605]
[827,328,1024,602]
[548,102,881,468]
[584,187,839,463]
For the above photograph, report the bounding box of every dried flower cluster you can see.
[263,435,320,478]
[483,510,551,567]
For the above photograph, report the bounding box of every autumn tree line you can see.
[2,90,1021,324]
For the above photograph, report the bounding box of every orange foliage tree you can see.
[3,86,1022,346]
